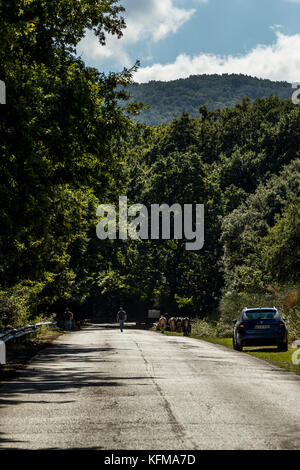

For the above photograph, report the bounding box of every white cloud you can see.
[135,31,300,83]
[78,0,195,67]
[269,24,283,30]
[125,0,195,43]
[77,31,131,67]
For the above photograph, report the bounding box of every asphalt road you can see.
[0,324,300,450]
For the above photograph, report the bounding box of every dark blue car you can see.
[233,307,288,352]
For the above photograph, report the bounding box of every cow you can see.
[175,317,183,333]
[168,317,176,332]
[182,317,191,336]
[159,316,167,333]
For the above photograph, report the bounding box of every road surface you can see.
[0,324,300,450]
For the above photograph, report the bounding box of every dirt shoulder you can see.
[0,329,63,382]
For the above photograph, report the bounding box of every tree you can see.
[261,200,300,283]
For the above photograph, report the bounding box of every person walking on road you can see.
[117,307,127,332]
[64,308,74,331]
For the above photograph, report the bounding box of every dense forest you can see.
[126,74,292,125]
[0,1,299,340]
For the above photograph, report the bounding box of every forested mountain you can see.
[127,74,292,125]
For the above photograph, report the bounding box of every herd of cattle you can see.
[158,316,192,336]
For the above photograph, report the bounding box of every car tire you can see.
[278,341,288,352]
[233,337,243,351]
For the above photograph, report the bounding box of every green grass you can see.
[154,329,300,375]
[199,337,300,375]
[203,337,233,348]
[155,330,184,337]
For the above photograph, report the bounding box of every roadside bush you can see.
[261,284,300,341]
[215,320,233,338]
[0,281,48,330]
[190,318,217,337]
[284,308,300,342]
[219,290,276,324]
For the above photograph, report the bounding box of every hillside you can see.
[128,74,292,125]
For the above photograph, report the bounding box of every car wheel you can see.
[233,337,243,351]
[278,341,288,352]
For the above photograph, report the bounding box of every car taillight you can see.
[238,323,245,331]
[280,322,285,329]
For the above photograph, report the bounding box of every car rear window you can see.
[243,310,279,320]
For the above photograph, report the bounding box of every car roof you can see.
[243,307,277,311]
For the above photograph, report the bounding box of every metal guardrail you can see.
[0,321,57,365]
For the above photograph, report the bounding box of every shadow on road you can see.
[93,322,154,330]
[0,330,158,448]
[0,337,158,405]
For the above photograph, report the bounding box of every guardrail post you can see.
[0,322,57,365]
[0,340,6,365]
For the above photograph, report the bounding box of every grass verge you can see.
[203,337,300,375]
[154,330,300,375]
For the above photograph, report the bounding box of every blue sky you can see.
[78,0,300,83]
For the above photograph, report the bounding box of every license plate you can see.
[255,325,270,329]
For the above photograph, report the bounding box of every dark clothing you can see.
[117,310,126,321]
[117,309,126,332]
[64,310,74,331]
[65,310,74,320]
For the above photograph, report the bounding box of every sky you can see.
[77,0,300,83]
